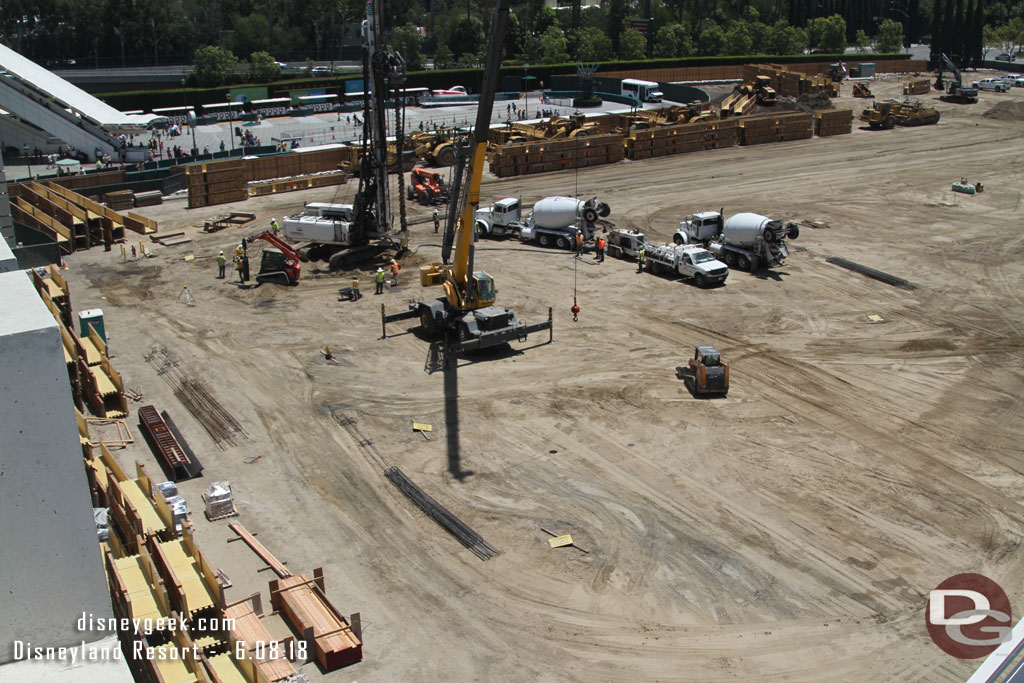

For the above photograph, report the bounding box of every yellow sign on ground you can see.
[413,423,433,432]
[548,535,574,548]
[867,314,884,322]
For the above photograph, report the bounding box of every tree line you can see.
[0,0,1020,79]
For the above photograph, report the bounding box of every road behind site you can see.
[70,78,1024,680]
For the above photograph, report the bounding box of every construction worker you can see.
[235,252,246,282]
[595,234,605,262]
[433,208,440,233]
[351,276,361,301]
[637,244,646,273]
[575,231,584,257]
[235,243,244,260]
[95,157,102,170]
[390,258,400,285]
[217,250,226,278]
[375,267,385,294]
[270,217,280,235]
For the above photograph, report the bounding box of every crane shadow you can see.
[441,335,473,481]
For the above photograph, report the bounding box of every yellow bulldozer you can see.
[859,98,940,129]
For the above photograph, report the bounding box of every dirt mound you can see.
[797,92,835,110]
[982,100,1024,121]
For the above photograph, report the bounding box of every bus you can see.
[201,101,244,121]
[620,78,663,104]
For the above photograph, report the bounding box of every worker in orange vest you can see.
[595,234,606,262]
[350,276,361,301]
[575,231,584,257]
[389,258,400,285]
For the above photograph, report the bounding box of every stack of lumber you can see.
[104,189,134,211]
[249,169,349,197]
[245,146,358,181]
[271,569,362,671]
[739,112,814,145]
[133,190,163,207]
[815,109,854,137]
[186,159,247,209]
[625,119,738,160]
[903,78,931,95]
[488,134,623,177]
[743,64,837,98]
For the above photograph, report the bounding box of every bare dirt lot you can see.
[70,75,1024,681]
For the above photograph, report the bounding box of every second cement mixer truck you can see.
[674,210,798,271]
[475,195,611,249]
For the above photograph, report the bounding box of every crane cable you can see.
[571,251,580,322]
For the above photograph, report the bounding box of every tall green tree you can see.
[539,26,570,63]
[653,23,694,57]
[448,16,484,58]
[876,18,905,52]
[619,28,647,59]
[392,23,423,71]
[193,45,238,86]
[724,20,753,54]
[576,27,614,60]
[248,51,281,82]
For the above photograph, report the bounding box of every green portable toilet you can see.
[78,309,105,342]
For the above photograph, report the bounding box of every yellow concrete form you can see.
[204,653,249,683]
[155,534,219,617]
[110,553,170,623]
[79,335,103,366]
[118,479,165,536]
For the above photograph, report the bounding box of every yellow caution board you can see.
[548,535,574,548]
[413,423,433,432]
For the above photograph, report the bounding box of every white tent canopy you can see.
[0,43,159,129]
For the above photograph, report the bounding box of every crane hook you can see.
[571,297,580,322]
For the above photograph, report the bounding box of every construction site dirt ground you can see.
[69,75,1024,681]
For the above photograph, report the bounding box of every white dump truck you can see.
[474,195,611,249]
[675,210,798,270]
[644,243,729,286]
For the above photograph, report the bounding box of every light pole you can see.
[226,92,235,155]
[523,64,529,119]
[182,78,197,157]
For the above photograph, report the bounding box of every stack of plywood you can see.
[815,109,854,137]
[742,64,838,99]
[186,159,247,209]
[271,569,362,671]
[625,119,739,160]
[104,189,134,211]
[739,112,814,145]
[249,170,349,197]
[488,134,623,177]
[133,190,163,207]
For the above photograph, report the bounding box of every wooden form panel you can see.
[223,600,297,682]
[149,530,223,620]
[270,570,361,671]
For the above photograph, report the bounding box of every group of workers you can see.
[574,231,607,263]
[351,258,401,300]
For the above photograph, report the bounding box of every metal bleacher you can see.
[0,43,158,162]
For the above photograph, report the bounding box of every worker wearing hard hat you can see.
[375,267,385,295]
[217,250,226,278]
[433,208,440,233]
[270,217,280,235]
[390,258,400,285]
[350,276,360,301]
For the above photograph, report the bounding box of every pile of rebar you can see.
[384,467,499,561]
[825,256,918,290]
[145,347,246,448]
[333,411,499,561]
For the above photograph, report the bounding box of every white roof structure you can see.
[0,43,158,129]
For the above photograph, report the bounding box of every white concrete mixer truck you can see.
[519,196,611,249]
[674,210,798,271]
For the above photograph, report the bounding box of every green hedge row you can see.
[95,53,910,112]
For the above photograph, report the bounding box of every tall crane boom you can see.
[380,0,553,352]
[450,0,510,291]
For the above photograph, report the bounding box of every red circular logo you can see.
[926,573,1012,659]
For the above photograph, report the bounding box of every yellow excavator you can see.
[381,0,552,352]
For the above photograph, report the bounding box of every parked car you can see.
[994,53,1017,62]
[974,77,1010,92]
[1013,77,1024,88]
[311,66,331,75]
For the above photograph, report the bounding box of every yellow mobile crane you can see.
[381,0,552,352]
